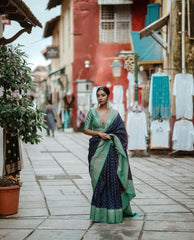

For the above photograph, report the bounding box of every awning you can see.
[49,67,65,77]
[0,0,42,44]
[47,0,62,10]
[43,16,60,38]
[130,31,163,64]
[139,13,169,39]
[98,0,133,4]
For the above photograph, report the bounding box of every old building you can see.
[44,0,149,130]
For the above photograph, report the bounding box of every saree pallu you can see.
[88,113,136,224]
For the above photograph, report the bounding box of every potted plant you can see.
[0,44,45,215]
[0,176,22,215]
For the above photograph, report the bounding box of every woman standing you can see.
[84,86,136,224]
[45,100,56,137]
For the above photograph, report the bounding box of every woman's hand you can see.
[98,132,111,140]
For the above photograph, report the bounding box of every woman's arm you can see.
[84,129,111,140]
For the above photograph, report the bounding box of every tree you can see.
[0,44,45,145]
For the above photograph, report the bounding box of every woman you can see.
[45,100,56,137]
[84,86,136,224]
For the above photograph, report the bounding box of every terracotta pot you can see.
[0,185,20,215]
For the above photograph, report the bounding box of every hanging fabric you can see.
[0,87,3,176]
[112,85,125,120]
[91,86,99,105]
[149,72,171,119]
[172,119,194,151]
[150,119,170,149]
[126,110,147,150]
[172,73,194,119]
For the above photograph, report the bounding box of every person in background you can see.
[45,100,56,137]
[83,86,136,224]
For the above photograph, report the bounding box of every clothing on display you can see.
[149,72,171,119]
[4,129,23,175]
[112,103,125,121]
[126,110,147,150]
[150,120,170,148]
[0,87,3,176]
[92,86,99,105]
[113,85,123,104]
[172,73,194,119]
[172,119,194,151]
[106,82,113,101]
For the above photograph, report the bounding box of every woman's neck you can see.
[98,103,109,110]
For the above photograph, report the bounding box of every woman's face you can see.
[97,90,108,106]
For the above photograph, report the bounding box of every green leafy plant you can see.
[0,44,45,144]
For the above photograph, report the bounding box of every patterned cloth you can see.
[149,74,171,119]
[84,107,136,224]
[4,129,22,175]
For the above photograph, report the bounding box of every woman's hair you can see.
[47,100,52,105]
[96,86,110,97]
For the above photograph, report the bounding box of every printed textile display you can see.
[149,73,171,119]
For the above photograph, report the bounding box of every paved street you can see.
[0,130,194,240]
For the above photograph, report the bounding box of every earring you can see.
[107,101,110,109]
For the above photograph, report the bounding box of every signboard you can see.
[46,47,59,59]
[98,0,133,4]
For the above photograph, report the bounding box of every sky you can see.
[3,0,60,71]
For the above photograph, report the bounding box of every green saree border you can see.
[89,109,118,190]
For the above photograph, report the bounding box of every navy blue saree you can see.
[84,107,136,224]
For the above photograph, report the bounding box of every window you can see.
[99,5,131,43]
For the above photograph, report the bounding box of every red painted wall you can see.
[72,0,147,129]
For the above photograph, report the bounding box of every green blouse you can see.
[84,107,118,131]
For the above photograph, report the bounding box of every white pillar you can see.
[182,0,186,72]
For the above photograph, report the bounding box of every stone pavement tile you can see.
[38,218,91,230]
[47,200,89,208]
[0,229,33,240]
[0,218,46,229]
[145,212,194,221]
[144,221,194,231]
[45,194,86,201]
[41,185,80,193]
[21,181,39,186]
[49,206,90,216]
[9,208,48,217]
[27,229,85,240]
[21,185,40,191]
[83,230,140,240]
[140,204,189,213]
[83,220,143,240]
[142,231,194,240]
[19,201,46,209]
[74,179,91,185]
[20,191,42,197]
[19,194,44,201]
[48,215,90,220]
[39,180,73,186]
[133,198,177,205]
